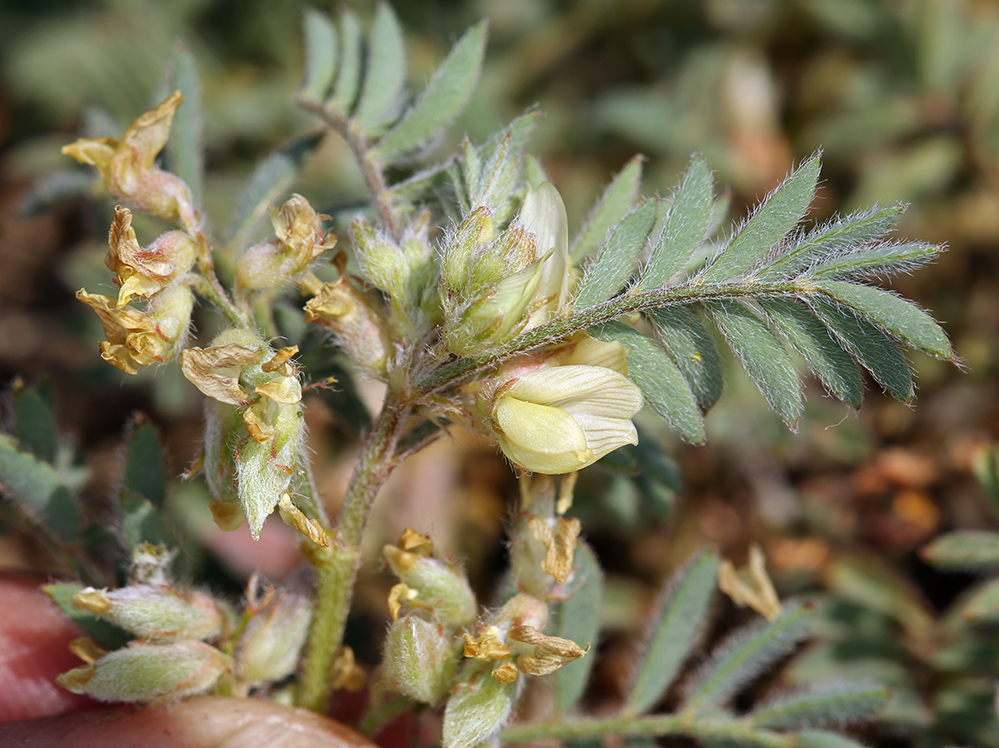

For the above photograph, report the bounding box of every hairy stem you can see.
[298,99,399,240]
[417,279,806,392]
[193,232,251,327]
[297,394,409,713]
[500,715,795,747]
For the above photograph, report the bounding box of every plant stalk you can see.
[297,394,409,713]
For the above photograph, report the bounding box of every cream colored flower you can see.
[482,337,643,474]
[77,284,193,375]
[518,181,569,328]
[62,91,195,228]
[106,206,196,307]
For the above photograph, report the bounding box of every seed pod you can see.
[383,616,458,704]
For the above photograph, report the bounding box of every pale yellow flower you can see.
[106,205,196,307]
[62,91,195,228]
[77,284,193,375]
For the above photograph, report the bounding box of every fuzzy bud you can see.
[72,585,223,642]
[442,661,517,748]
[62,91,196,229]
[383,616,458,704]
[236,588,313,686]
[57,641,228,703]
[383,535,477,628]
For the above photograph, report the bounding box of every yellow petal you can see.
[494,396,592,474]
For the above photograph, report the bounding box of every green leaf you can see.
[590,321,704,444]
[759,204,905,280]
[571,155,644,262]
[706,300,802,428]
[120,489,176,553]
[226,133,323,247]
[749,683,890,729]
[165,42,203,204]
[625,551,719,715]
[646,307,724,411]
[796,730,870,748]
[42,583,131,651]
[0,434,81,545]
[702,154,821,282]
[354,3,407,136]
[921,531,999,570]
[762,298,863,409]
[814,280,953,360]
[957,578,999,621]
[553,542,603,714]
[637,155,713,290]
[300,9,338,102]
[372,21,487,163]
[12,379,58,463]
[123,414,166,509]
[684,600,813,711]
[808,298,913,402]
[574,200,658,309]
[808,241,939,281]
[973,445,999,521]
[326,8,364,115]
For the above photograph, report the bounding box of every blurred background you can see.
[1,0,998,744]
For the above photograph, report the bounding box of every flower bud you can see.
[304,280,391,379]
[106,206,197,307]
[236,588,313,686]
[57,641,228,703]
[235,194,335,291]
[77,283,193,375]
[442,661,517,748]
[383,534,477,628]
[383,615,458,704]
[441,207,496,291]
[62,91,196,229]
[72,585,223,642]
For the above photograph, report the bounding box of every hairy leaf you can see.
[574,200,658,309]
[373,22,487,163]
[637,155,713,290]
[760,204,904,280]
[123,415,166,509]
[815,280,953,360]
[591,321,704,444]
[808,241,939,281]
[326,9,364,114]
[165,43,203,204]
[762,298,863,408]
[808,298,913,402]
[12,379,57,464]
[957,578,999,621]
[749,683,890,729]
[796,730,870,748]
[355,3,407,136]
[121,489,176,553]
[300,9,338,102]
[921,531,999,570]
[707,300,802,428]
[702,154,821,282]
[625,551,719,715]
[553,542,603,714]
[646,306,724,411]
[684,600,813,711]
[0,434,81,545]
[571,155,644,262]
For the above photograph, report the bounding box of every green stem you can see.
[417,279,806,392]
[499,715,795,747]
[193,232,251,327]
[298,98,399,240]
[297,395,409,713]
